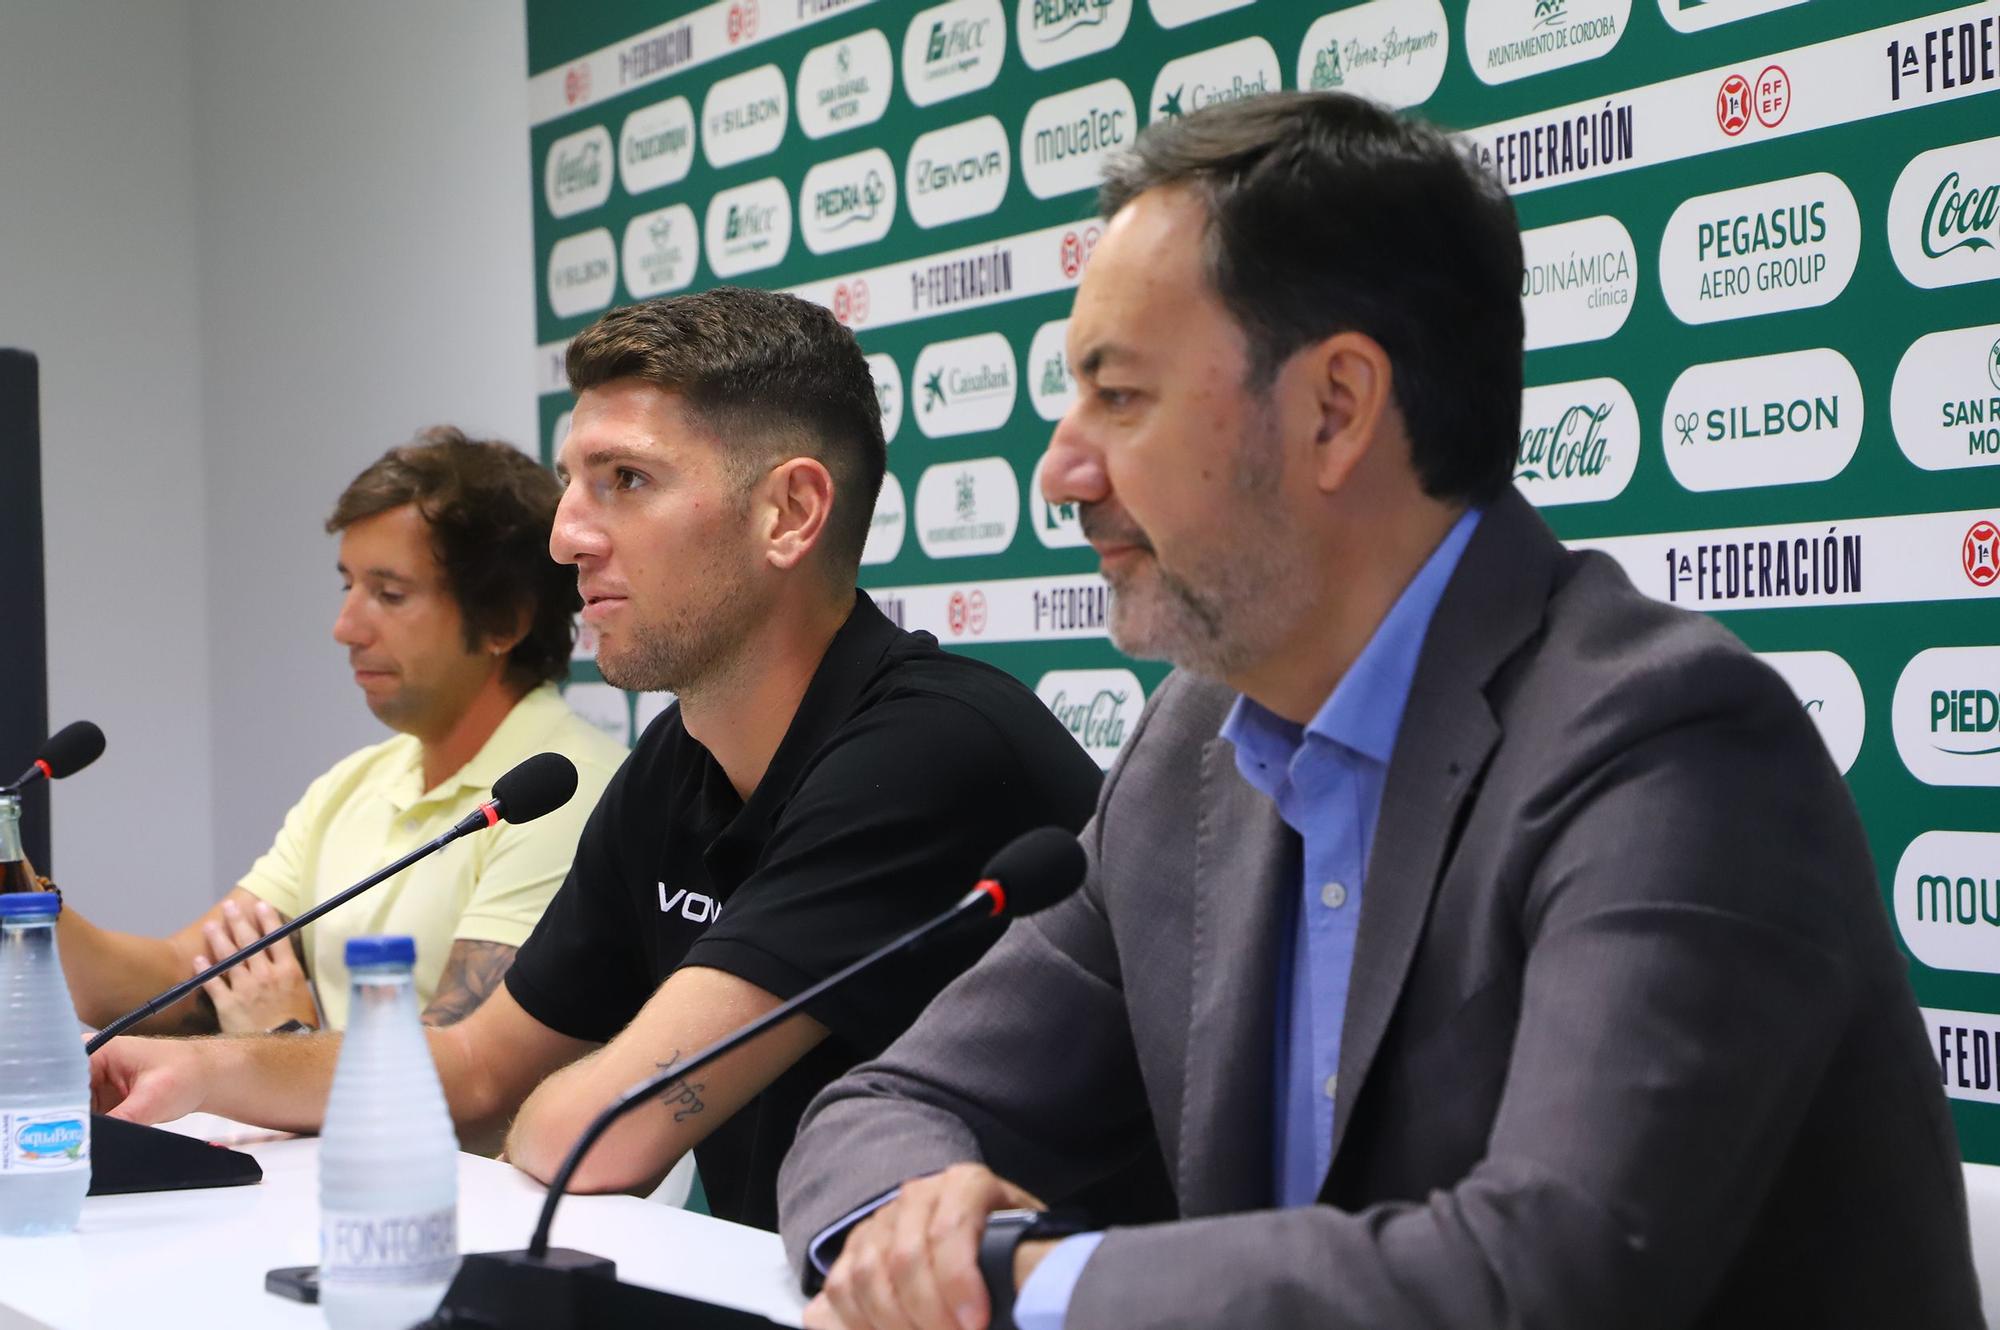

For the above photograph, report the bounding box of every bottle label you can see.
[319,1205,458,1284]
[0,1108,90,1173]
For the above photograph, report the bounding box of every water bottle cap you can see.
[344,934,416,968]
[0,893,60,919]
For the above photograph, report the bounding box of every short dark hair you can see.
[327,427,576,691]
[564,287,887,578]
[1099,91,1525,503]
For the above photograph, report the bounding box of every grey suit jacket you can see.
[779,491,1983,1328]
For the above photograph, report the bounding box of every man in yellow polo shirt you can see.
[46,428,624,1033]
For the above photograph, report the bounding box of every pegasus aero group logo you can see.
[1296,0,1449,110]
[703,177,792,278]
[1017,0,1132,71]
[1895,831,2000,976]
[1464,0,1627,86]
[546,228,616,319]
[1661,349,1863,492]
[797,30,894,139]
[903,0,1006,107]
[1889,134,2000,291]
[1022,78,1136,198]
[1893,646,2000,786]
[619,97,696,195]
[916,457,1022,558]
[544,125,614,220]
[914,332,1018,437]
[1658,172,1858,325]
[800,147,896,254]
[1036,668,1145,769]
[1519,214,1637,350]
[621,203,700,298]
[701,63,788,169]
[1149,37,1281,125]
[1891,321,2000,471]
[906,116,1011,228]
[867,352,905,443]
[1511,377,1638,507]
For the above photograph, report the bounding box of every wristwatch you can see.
[268,1019,315,1035]
[976,1208,1090,1330]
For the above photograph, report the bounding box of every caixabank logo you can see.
[1149,37,1281,125]
[703,177,791,279]
[1035,668,1146,769]
[1022,78,1135,199]
[1017,0,1132,71]
[619,97,695,195]
[1895,831,2000,976]
[906,116,1011,228]
[903,0,1006,108]
[1661,349,1863,492]
[1889,133,2000,290]
[1464,0,1627,86]
[1658,173,1859,325]
[621,203,699,298]
[915,457,1021,558]
[545,124,614,220]
[800,147,896,255]
[1892,645,2000,786]
[1296,0,1449,110]
[796,29,893,139]
[1892,321,2000,471]
[701,63,788,169]
[1519,214,1637,350]
[1511,377,1638,507]
[547,228,616,318]
[914,332,1018,437]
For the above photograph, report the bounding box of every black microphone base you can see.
[423,1248,786,1329]
[86,1114,263,1195]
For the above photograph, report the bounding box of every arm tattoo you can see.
[653,1050,707,1123]
[421,940,518,1027]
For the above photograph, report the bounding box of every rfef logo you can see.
[1966,520,2000,587]
[1059,225,1101,280]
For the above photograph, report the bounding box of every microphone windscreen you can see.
[38,721,106,779]
[981,827,1088,918]
[491,752,578,824]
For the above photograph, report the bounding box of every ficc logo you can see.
[903,0,1005,106]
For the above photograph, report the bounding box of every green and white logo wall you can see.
[529,0,2000,1162]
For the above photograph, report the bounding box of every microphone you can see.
[85,751,577,1055]
[5,720,105,792]
[423,827,1089,1330]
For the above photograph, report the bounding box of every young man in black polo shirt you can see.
[86,288,1102,1230]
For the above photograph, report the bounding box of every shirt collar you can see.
[1222,507,1483,785]
[389,683,573,812]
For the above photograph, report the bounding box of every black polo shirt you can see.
[504,592,1102,1229]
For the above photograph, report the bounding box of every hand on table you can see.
[805,1163,1052,1330]
[89,1037,210,1124]
[196,897,317,1033]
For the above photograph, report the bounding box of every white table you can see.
[0,1115,807,1328]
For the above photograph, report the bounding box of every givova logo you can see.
[1896,831,2000,976]
[1028,451,1087,549]
[1465,0,1628,86]
[545,124,614,219]
[796,30,893,139]
[701,63,788,169]
[862,472,907,565]
[1656,0,1806,33]
[800,147,896,255]
[915,457,1021,558]
[547,228,616,318]
[1017,0,1132,71]
[1892,321,2000,471]
[1022,78,1135,199]
[1893,645,2000,786]
[619,97,695,195]
[1296,0,1449,110]
[621,203,699,298]
[914,332,1018,437]
[1659,173,1860,325]
[906,116,1011,229]
[867,353,904,443]
[1519,214,1637,350]
[1889,133,2000,290]
[703,177,792,278]
[1755,649,1864,775]
[1036,668,1145,769]
[1149,37,1281,124]
[1512,377,1638,507]
[1661,349,1863,492]
[903,0,1006,108]
[1028,318,1076,422]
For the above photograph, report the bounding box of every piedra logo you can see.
[1031,0,1117,40]
[815,169,887,228]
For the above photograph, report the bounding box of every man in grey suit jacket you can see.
[779,93,1983,1329]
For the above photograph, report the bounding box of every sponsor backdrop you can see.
[527,0,2000,1161]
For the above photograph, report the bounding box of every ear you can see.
[757,457,835,572]
[1295,331,1395,495]
[476,603,533,661]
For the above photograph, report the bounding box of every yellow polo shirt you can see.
[237,684,626,1029]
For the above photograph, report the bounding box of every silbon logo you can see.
[1295,0,1449,109]
[1465,0,1627,85]
[1895,831,2000,975]
[903,0,1006,107]
[801,148,896,254]
[915,457,1021,558]
[1891,322,2000,470]
[1661,349,1863,492]
[1890,134,2000,290]
[1018,0,1132,70]
[914,332,1018,437]
[1036,669,1146,769]
[1512,377,1638,507]
[703,178,792,278]
[1022,79,1135,199]
[619,98,695,195]
[1660,173,1860,325]
[1149,37,1282,124]
[544,125,614,219]
[701,64,788,169]
[1519,214,1636,350]
[621,204,700,298]
[547,228,616,318]
[796,30,893,139]
[907,116,1011,228]
[1893,646,2000,786]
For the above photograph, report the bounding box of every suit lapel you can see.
[1326,491,1560,1172]
[1176,729,1295,1217]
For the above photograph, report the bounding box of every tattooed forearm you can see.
[421,940,518,1026]
[653,1051,707,1123]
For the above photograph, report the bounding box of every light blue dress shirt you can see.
[1012,508,1481,1330]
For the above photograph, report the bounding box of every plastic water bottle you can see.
[318,935,459,1328]
[0,892,91,1235]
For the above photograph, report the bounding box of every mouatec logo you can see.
[797,30,894,138]
[658,884,722,923]
[545,125,614,219]
[1895,831,2000,975]
[1022,79,1135,199]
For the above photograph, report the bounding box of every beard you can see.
[594,539,762,697]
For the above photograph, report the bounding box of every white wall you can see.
[0,1,536,934]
